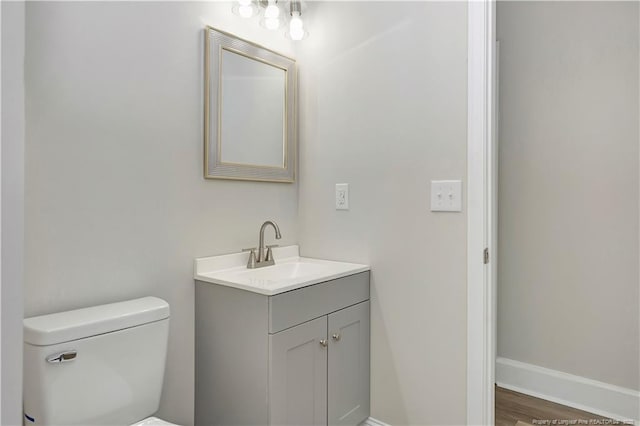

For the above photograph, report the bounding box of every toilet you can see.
[23,297,179,426]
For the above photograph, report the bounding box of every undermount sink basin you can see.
[231,261,334,281]
[194,245,369,295]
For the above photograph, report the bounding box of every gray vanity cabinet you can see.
[327,301,370,425]
[269,301,370,426]
[269,316,328,426]
[195,271,370,426]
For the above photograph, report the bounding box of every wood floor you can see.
[495,386,620,426]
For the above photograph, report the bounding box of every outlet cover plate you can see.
[335,183,349,210]
[431,180,462,212]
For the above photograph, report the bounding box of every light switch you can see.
[430,180,462,212]
[335,183,349,210]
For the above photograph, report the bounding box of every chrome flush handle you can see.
[47,350,77,364]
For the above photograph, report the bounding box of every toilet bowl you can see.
[23,297,180,426]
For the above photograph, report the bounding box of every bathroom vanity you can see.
[194,246,370,426]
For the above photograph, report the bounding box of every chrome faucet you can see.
[243,220,282,269]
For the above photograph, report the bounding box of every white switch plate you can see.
[335,183,349,210]
[431,180,462,212]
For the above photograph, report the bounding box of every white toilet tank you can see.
[23,297,170,425]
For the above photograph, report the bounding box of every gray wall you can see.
[497,1,640,390]
[297,2,468,424]
[2,1,25,424]
[24,2,297,424]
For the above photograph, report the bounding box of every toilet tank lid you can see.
[24,297,170,346]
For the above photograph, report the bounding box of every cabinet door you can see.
[328,301,370,425]
[269,316,328,426]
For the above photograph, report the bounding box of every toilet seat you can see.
[131,416,180,426]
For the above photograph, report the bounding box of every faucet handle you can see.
[265,245,279,262]
[242,247,257,269]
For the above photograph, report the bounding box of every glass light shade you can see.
[290,15,303,30]
[286,12,307,40]
[289,22,304,40]
[289,27,305,40]
[232,1,255,18]
[264,2,280,19]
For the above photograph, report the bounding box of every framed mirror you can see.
[204,27,296,182]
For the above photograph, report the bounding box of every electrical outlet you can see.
[430,180,462,212]
[335,183,349,210]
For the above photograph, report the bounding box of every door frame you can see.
[466,0,496,425]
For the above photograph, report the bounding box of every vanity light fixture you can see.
[286,1,307,41]
[261,0,281,30]
[231,0,309,40]
[232,0,256,19]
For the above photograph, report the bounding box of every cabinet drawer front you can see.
[269,271,369,334]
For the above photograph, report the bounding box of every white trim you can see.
[496,357,640,423]
[467,1,496,425]
[360,417,391,426]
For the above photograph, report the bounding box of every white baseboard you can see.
[496,357,640,423]
[361,417,391,426]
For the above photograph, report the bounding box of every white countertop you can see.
[194,245,370,296]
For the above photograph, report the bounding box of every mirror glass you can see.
[220,49,285,168]
[205,27,296,182]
